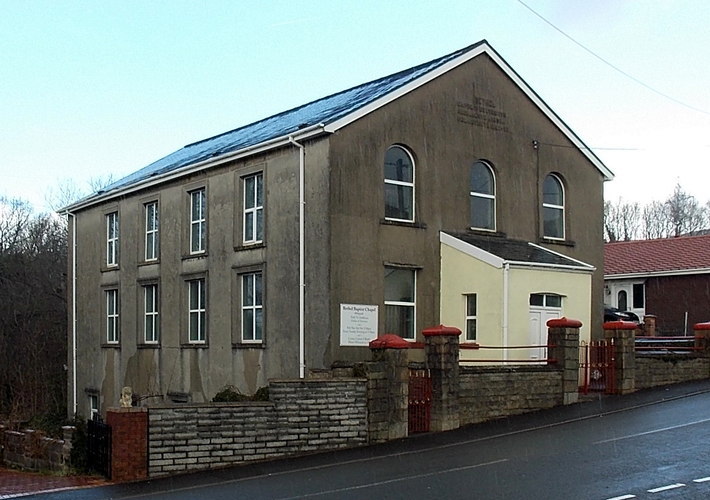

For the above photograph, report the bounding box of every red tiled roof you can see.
[605,234,710,276]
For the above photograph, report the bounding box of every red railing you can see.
[458,343,558,364]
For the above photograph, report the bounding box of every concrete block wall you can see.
[148,378,366,477]
[459,366,563,425]
[635,356,710,390]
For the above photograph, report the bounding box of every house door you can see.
[529,293,562,360]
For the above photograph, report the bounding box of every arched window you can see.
[617,290,628,311]
[542,174,564,239]
[384,145,415,222]
[470,161,496,231]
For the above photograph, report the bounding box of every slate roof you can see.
[444,231,593,269]
[65,40,612,212]
[605,235,710,277]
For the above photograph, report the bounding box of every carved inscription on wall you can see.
[457,94,510,133]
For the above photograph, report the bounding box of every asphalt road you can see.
[30,381,710,500]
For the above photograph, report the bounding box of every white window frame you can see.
[188,278,206,343]
[241,271,263,343]
[465,294,477,342]
[106,212,119,267]
[542,174,565,240]
[384,267,416,340]
[143,284,159,344]
[243,173,264,244]
[144,201,159,261]
[88,394,99,420]
[190,189,206,254]
[106,289,119,344]
[470,161,496,231]
[384,145,415,223]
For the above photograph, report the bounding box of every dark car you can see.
[604,306,640,323]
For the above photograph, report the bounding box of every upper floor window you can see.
[144,202,159,261]
[106,212,119,267]
[470,161,496,231]
[241,271,263,343]
[542,174,564,239]
[105,289,119,344]
[188,278,206,343]
[143,284,159,344]
[384,146,415,222]
[189,189,206,254]
[384,267,416,340]
[243,173,264,244]
[465,294,477,341]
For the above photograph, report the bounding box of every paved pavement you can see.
[3,378,710,499]
[0,468,106,499]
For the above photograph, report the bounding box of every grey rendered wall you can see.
[71,141,334,413]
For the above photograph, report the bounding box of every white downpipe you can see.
[65,211,78,416]
[503,263,510,362]
[288,136,306,378]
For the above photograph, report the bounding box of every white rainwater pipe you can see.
[502,262,510,362]
[64,210,78,416]
[288,136,306,378]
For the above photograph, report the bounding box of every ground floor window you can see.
[465,294,477,341]
[384,267,416,340]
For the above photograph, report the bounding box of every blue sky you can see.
[2,1,710,211]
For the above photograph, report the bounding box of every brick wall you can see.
[459,366,563,425]
[635,356,710,390]
[148,378,366,477]
[107,408,148,481]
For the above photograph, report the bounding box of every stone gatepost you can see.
[603,321,637,394]
[546,317,581,405]
[643,315,657,337]
[106,407,148,481]
[422,324,461,432]
[368,334,410,442]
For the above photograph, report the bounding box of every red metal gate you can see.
[408,368,432,433]
[579,340,616,395]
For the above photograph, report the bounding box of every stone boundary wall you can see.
[148,379,367,477]
[635,355,710,390]
[0,425,73,472]
[459,366,563,426]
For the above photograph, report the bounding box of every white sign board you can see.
[340,304,378,346]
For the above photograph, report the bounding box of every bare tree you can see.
[665,183,707,237]
[604,198,641,242]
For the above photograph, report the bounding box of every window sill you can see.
[181,342,209,348]
[380,219,427,229]
[540,238,576,247]
[182,252,208,261]
[137,343,161,349]
[101,343,121,349]
[138,259,160,267]
[467,228,507,238]
[233,342,266,349]
[101,265,120,273]
[234,243,266,252]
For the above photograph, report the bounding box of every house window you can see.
[188,278,206,343]
[106,212,119,266]
[143,284,159,344]
[105,289,119,344]
[243,173,264,244]
[542,174,564,239]
[384,146,415,222]
[617,290,628,311]
[465,294,477,341]
[144,202,159,261]
[470,161,495,231]
[633,283,644,309]
[384,267,415,340]
[189,188,206,254]
[88,394,99,420]
[530,293,562,308]
[241,272,263,342]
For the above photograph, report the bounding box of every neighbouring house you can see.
[605,235,710,335]
[63,40,612,417]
